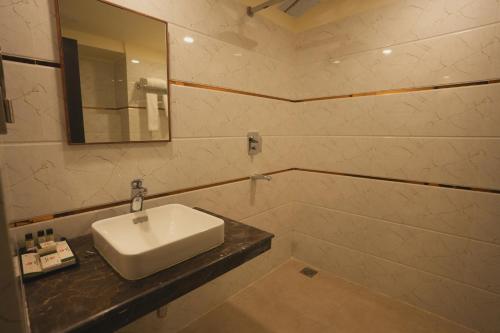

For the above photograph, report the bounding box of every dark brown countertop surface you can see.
[24,208,274,333]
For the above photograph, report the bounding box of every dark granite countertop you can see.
[24,209,274,333]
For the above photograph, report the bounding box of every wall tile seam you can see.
[291,201,500,248]
[8,168,500,227]
[292,231,500,297]
[294,20,500,66]
[4,56,500,102]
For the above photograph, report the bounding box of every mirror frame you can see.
[54,0,172,145]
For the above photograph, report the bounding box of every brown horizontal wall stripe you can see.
[83,106,166,111]
[293,168,500,194]
[293,79,500,102]
[9,168,500,228]
[4,54,500,102]
[169,80,293,102]
[8,168,294,228]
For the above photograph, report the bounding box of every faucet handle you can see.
[131,179,143,189]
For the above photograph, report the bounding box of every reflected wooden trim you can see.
[83,106,166,111]
[8,168,294,228]
[55,0,172,145]
[9,167,500,228]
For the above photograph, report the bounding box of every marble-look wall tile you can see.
[109,0,295,63]
[171,85,299,138]
[0,0,58,61]
[294,203,500,294]
[296,171,500,245]
[120,234,292,333]
[297,83,500,137]
[170,26,292,99]
[239,204,294,238]
[0,137,300,222]
[0,0,293,64]
[297,137,500,189]
[294,23,500,99]
[10,172,298,244]
[0,61,65,143]
[293,232,500,333]
[296,0,500,64]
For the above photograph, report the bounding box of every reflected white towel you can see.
[161,94,169,117]
[146,92,159,131]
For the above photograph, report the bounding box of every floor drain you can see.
[300,267,318,278]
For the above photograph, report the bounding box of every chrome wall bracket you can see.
[0,50,14,134]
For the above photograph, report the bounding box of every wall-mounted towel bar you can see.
[135,77,168,93]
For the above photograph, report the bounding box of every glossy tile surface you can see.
[180,259,474,333]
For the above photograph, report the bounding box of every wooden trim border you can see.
[168,80,293,102]
[9,167,500,228]
[4,54,500,103]
[293,79,500,102]
[292,168,500,194]
[9,168,294,228]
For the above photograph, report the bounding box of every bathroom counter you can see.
[23,209,274,333]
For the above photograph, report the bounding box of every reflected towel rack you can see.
[135,77,168,93]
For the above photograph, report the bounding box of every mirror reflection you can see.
[58,0,170,144]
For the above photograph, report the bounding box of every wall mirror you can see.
[56,0,170,144]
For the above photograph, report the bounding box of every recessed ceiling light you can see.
[183,36,194,44]
[131,59,140,64]
[382,49,392,55]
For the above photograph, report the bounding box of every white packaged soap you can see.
[21,253,42,275]
[56,241,75,261]
[40,253,62,270]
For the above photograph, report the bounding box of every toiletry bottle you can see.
[25,233,35,251]
[46,228,54,242]
[37,230,46,245]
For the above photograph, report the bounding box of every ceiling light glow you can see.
[183,36,194,44]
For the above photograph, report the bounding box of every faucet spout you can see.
[130,179,148,212]
[250,174,272,181]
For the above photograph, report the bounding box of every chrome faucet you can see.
[250,174,272,181]
[130,179,147,213]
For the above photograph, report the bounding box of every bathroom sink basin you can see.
[91,204,224,280]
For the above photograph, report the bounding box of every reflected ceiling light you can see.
[233,53,243,57]
[183,36,194,44]
[333,60,341,64]
[131,59,140,64]
[382,49,392,55]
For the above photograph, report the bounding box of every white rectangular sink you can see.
[91,204,224,280]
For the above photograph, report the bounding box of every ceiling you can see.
[240,0,398,32]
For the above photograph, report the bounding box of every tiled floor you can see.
[180,259,475,333]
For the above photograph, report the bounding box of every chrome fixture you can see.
[248,131,262,155]
[250,174,272,181]
[0,49,14,134]
[247,0,319,17]
[130,179,148,213]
